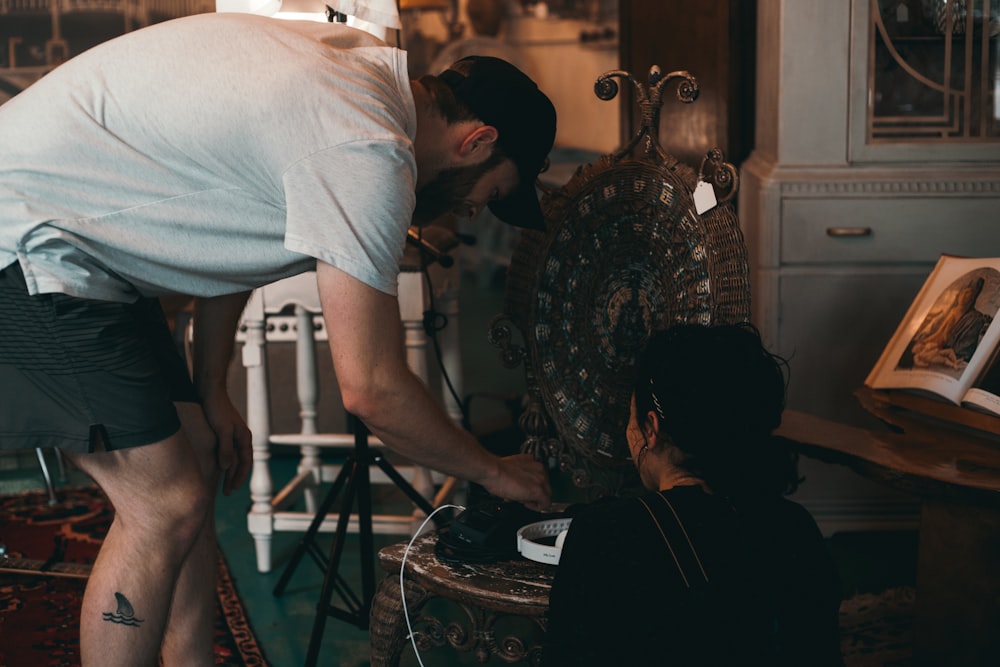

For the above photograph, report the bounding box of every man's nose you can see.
[454,203,480,220]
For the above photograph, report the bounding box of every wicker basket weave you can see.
[491,67,751,495]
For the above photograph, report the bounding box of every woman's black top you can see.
[543,485,844,666]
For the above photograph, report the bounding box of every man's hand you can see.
[482,454,552,512]
[201,392,253,496]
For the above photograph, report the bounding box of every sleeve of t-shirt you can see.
[282,139,416,296]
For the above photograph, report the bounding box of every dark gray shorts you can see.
[0,263,199,453]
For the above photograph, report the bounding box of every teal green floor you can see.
[213,454,436,667]
[0,274,919,666]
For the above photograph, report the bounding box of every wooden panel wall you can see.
[618,0,757,169]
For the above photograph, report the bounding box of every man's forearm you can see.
[349,369,550,508]
[348,367,503,490]
[191,291,252,399]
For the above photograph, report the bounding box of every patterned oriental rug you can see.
[0,486,267,667]
[839,586,915,667]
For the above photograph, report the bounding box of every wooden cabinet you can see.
[738,0,1000,534]
[849,0,1000,162]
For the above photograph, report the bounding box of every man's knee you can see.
[153,431,217,552]
[67,433,213,548]
[118,463,211,562]
[162,470,214,540]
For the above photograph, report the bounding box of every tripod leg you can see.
[273,455,355,597]
[374,455,439,521]
[285,416,425,664]
[304,416,378,666]
[358,420,375,630]
[305,454,362,667]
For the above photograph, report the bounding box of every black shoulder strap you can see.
[636,493,710,589]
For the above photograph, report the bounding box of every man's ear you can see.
[458,124,499,158]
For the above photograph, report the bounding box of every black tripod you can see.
[272,414,444,667]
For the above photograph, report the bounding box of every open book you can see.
[865,254,1000,417]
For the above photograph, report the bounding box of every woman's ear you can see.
[643,410,661,447]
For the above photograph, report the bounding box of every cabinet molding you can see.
[780,179,1000,196]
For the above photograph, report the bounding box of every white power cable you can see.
[400,503,466,667]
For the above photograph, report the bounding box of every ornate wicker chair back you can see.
[489,65,752,498]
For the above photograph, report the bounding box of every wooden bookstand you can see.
[788,388,1000,666]
[855,386,1000,447]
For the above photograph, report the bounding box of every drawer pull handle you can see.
[826,227,872,237]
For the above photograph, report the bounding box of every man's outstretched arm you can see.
[315,260,551,509]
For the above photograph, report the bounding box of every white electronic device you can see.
[516,518,573,565]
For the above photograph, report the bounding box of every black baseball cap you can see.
[438,56,557,230]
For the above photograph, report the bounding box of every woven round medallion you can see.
[516,158,717,467]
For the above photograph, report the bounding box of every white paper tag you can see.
[694,180,717,215]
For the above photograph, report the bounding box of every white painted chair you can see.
[242,230,464,573]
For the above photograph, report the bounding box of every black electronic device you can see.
[435,497,551,564]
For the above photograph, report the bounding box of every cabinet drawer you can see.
[781,197,1000,264]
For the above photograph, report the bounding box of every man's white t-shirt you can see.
[0,13,417,301]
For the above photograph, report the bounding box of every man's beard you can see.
[412,153,507,226]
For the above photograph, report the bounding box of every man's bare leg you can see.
[159,509,218,665]
[159,402,223,666]
[65,429,212,667]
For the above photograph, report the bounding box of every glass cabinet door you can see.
[850,0,1000,161]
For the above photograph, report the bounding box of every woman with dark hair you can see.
[543,323,844,666]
